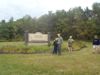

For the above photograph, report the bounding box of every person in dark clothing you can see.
[93,35,99,53]
[53,38,58,54]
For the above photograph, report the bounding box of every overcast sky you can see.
[0,0,100,21]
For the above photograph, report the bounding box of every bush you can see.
[0,41,87,54]
[0,44,51,54]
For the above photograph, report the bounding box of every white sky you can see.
[0,0,100,21]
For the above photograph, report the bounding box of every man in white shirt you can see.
[57,33,63,55]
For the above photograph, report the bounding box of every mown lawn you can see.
[0,42,100,75]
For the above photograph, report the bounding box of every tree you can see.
[92,3,100,35]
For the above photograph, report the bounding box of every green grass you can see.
[0,42,51,53]
[0,41,85,53]
[0,41,100,75]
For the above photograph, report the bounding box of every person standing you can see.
[93,35,99,53]
[67,36,74,53]
[57,33,63,55]
[53,38,58,54]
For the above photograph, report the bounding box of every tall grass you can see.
[0,41,87,54]
[0,42,51,53]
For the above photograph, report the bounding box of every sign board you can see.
[28,32,48,43]
[25,32,50,45]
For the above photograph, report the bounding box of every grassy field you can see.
[0,42,100,75]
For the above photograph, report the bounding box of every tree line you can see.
[0,2,100,41]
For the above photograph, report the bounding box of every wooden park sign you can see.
[24,31,50,45]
